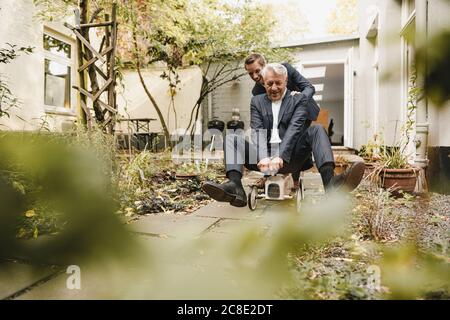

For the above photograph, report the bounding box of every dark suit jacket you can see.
[250,90,309,164]
[252,62,320,121]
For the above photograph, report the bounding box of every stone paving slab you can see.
[208,218,269,234]
[301,172,324,190]
[128,214,219,238]
[134,235,192,265]
[193,201,264,220]
[136,234,236,271]
[0,262,59,299]
[14,259,215,299]
[14,264,150,299]
[146,263,234,300]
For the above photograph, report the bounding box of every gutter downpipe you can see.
[415,0,429,167]
[415,0,430,191]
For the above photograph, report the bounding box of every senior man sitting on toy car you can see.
[202,63,364,207]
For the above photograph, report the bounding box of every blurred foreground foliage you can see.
[0,131,137,264]
[417,30,450,107]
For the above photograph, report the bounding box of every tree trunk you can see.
[132,29,171,148]
[186,76,208,135]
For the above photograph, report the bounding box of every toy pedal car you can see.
[247,173,304,213]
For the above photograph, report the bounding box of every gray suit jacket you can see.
[250,90,309,163]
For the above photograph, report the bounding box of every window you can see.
[43,32,75,111]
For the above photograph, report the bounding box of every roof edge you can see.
[276,34,360,48]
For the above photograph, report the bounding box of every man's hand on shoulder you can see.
[290,91,306,101]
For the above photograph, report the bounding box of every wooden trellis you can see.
[64,4,118,133]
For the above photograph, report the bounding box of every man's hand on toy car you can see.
[257,157,271,172]
[269,157,284,172]
[258,157,284,174]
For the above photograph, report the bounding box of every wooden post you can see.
[74,8,90,129]
[66,2,118,133]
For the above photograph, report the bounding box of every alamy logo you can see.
[66,265,81,290]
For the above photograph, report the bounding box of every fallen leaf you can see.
[25,209,36,218]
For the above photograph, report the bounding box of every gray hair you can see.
[260,63,288,79]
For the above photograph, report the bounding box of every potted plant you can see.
[375,71,422,195]
[377,147,419,194]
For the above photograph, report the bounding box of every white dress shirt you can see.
[269,89,287,144]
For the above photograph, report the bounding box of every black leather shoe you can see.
[202,180,247,207]
[331,161,365,192]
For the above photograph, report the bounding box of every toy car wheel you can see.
[296,181,304,213]
[248,186,258,211]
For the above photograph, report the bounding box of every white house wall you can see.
[116,67,202,134]
[0,0,79,132]
[208,68,254,130]
[1,0,47,130]
[359,0,450,149]
[359,0,403,147]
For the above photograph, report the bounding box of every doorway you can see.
[299,62,346,146]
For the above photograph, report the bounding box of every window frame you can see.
[43,27,77,116]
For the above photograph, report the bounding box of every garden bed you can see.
[116,151,226,218]
[283,179,450,299]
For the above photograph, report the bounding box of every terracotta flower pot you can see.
[363,162,377,178]
[379,167,418,194]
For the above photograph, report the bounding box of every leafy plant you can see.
[402,69,422,155]
[380,146,410,169]
[0,43,33,64]
[0,44,34,118]
[358,134,384,162]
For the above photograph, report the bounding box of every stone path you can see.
[0,171,325,299]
